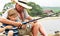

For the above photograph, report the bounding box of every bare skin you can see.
[0,1,47,36]
[26,16,47,36]
[15,3,47,36]
[0,17,22,27]
[0,26,13,33]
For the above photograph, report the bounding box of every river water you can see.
[37,17,60,34]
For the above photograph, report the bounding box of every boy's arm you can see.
[0,25,13,33]
[0,27,6,33]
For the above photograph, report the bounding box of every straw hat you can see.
[12,0,32,9]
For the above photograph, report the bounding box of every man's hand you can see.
[33,20,37,23]
[22,25,26,29]
[12,22,22,27]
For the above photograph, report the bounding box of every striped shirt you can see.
[3,20,18,36]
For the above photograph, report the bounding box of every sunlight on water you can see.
[38,17,60,34]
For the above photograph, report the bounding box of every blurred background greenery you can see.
[27,2,60,17]
[1,2,60,17]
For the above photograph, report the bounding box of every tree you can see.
[55,10,60,16]
[27,2,43,17]
[2,2,46,17]
[2,2,15,13]
[0,12,3,16]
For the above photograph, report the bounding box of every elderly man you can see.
[0,0,47,36]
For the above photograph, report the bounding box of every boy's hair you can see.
[7,9,18,18]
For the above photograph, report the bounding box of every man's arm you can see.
[0,17,22,27]
[26,16,33,20]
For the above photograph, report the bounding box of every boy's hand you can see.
[5,26,13,29]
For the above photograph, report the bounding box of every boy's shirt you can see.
[2,20,18,36]
[0,22,5,35]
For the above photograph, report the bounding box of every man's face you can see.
[16,3,24,12]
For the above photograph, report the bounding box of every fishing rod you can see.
[22,17,42,24]
[22,12,60,24]
[18,12,60,29]
[5,12,60,29]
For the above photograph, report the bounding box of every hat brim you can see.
[14,0,32,9]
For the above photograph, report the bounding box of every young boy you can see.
[1,8,19,36]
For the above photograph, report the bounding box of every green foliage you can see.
[27,2,43,17]
[55,10,60,16]
[0,12,3,15]
[42,7,60,17]
[43,7,60,13]
[58,10,60,12]
[2,2,15,13]
[3,2,47,17]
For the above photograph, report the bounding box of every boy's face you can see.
[8,15,17,21]
[8,9,18,21]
